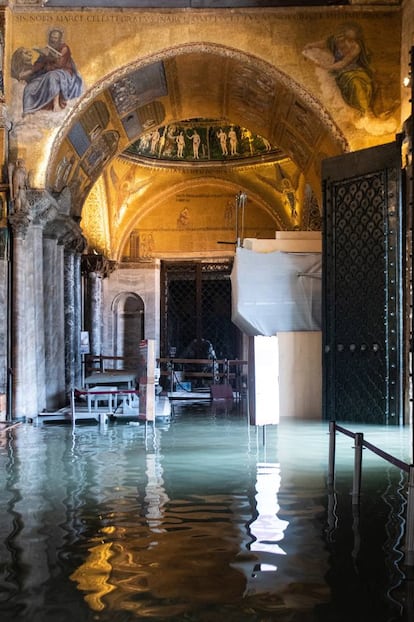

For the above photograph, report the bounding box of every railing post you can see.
[351,503,361,562]
[406,465,414,566]
[352,432,363,505]
[327,421,337,544]
[70,389,76,427]
[170,359,174,393]
[328,420,336,488]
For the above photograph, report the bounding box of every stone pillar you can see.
[9,222,48,417]
[8,184,85,416]
[64,248,76,395]
[63,241,84,395]
[0,107,11,418]
[89,271,103,357]
[73,252,82,388]
[11,232,27,417]
[82,254,117,366]
[31,224,46,411]
[0,230,9,395]
[8,186,64,418]
[43,235,65,409]
[9,213,34,418]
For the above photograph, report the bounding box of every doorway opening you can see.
[160,260,242,363]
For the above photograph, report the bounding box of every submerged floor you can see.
[0,400,413,621]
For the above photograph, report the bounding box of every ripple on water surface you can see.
[0,407,411,621]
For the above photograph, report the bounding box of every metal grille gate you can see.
[160,261,241,361]
[322,142,405,424]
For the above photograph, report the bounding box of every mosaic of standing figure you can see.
[126,122,281,163]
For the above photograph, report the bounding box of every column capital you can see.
[8,210,32,239]
[7,187,87,251]
[81,253,117,278]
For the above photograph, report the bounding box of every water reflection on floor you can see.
[0,400,413,621]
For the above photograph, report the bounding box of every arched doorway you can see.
[112,292,145,366]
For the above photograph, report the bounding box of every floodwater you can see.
[0,399,413,622]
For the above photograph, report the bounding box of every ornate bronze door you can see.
[322,141,405,424]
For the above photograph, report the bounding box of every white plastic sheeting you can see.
[230,247,322,335]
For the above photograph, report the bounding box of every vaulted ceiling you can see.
[51,45,347,259]
[41,1,400,260]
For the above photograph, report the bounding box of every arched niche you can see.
[112,292,145,364]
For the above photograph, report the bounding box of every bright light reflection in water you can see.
[249,462,288,558]
[145,451,168,533]
[241,461,289,597]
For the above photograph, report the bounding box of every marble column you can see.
[62,242,84,395]
[8,185,85,416]
[89,271,103,357]
[64,249,75,395]
[43,236,65,409]
[9,189,64,418]
[81,254,116,375]
[10,215,35,418]
[11,232,27,417]
[31,224,46,411]
[0,229,9,396]
[0,109,10,417]
[73,252,82,388]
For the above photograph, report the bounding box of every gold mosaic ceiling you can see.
[46,9,399,259]
[53,46,346,203]
[67,45,347,259]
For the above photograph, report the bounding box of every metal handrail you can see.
[328,420,414,566]
[334,422,410,473]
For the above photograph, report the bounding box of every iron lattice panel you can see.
[201,278,237,359]
[324,165,401,424]
[162,261,239,360]
[168,278,197,356]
